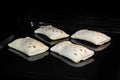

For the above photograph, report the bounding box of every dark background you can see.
[0,1,120,80]
[1,1,120,23]
[1,1,120,33]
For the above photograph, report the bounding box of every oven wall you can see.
[1,1,120,33]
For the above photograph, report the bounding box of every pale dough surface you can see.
[8,37,49,56]
[51,41,94,63]
[34,25,69,40]
[71,29,111,45]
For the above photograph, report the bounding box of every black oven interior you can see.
[0,1,120,80]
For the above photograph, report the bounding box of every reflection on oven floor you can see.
[8,48,49,61]
[50,52,94,68]
[34,34,69,45]
[0,35,15,50]
[71,39,111,52]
